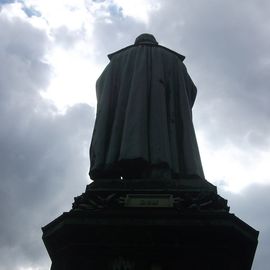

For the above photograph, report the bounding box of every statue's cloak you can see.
[90,40,204,180]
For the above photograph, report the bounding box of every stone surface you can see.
[42,180,258,270]
[72,178,227,212]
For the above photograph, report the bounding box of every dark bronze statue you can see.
[90,33,204,180]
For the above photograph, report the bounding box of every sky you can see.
[0,0,269,269]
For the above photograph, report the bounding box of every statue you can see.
[89,33,204,180]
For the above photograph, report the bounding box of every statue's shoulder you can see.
[156,45,185,61]
[108,44,185,62]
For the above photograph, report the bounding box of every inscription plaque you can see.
[124,194,174,208]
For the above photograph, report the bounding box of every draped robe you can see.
[90,36,204,180]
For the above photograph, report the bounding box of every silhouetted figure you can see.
[90,33,204,180]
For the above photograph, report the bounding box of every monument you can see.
[42,34,259,270]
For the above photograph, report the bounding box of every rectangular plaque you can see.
[124,194,174,208]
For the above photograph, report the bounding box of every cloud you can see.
[0,6,94,270]
[52,25,86,49]
[0,102,93,270]
[0,9,49,95]
[0,103,94,270]
[0,0,15,5]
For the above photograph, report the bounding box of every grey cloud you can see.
[0,10,95,270]
[0,103,94,270]
[0,14,50,109]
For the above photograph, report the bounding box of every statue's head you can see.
[134,33,158,45]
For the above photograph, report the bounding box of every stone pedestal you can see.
[42,179,258,270]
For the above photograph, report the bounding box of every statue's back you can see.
[90,33,204,180]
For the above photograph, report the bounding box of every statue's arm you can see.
[95,63,112,102]
[184,67,197,108]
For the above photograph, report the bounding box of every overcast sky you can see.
[0,0,269,269]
